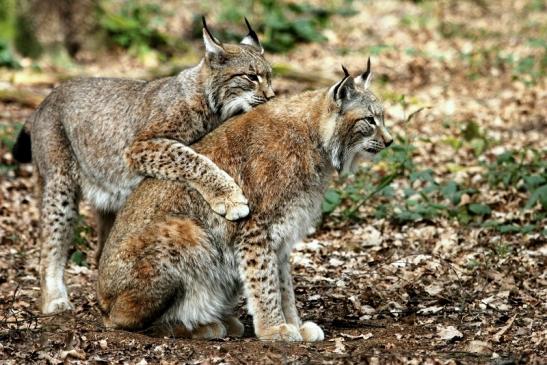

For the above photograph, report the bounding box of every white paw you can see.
[211,201,227,216]
[43,296,74,314]
[258,323,303,342]
[211,189,249,221]
[300,321,324,342]
[225,202,250,221]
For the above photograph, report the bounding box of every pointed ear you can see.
[202,16,225,60]
[329,65,355,102]
[355,57,372,89]
[240,17,263,54]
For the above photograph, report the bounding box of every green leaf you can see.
[524,184,547,210]
[498,224,521,234]
[70,251,87,267]
[322,189,342,214]
[462,120,481,141]
[468,203,491,216]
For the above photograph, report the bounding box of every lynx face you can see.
[202,18,274,121]
[324,62,393,174]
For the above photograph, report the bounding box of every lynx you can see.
[97,62,393,341]
[12,18,274,314]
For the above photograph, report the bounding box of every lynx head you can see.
[201,17,274,121]
[321,60,393,174]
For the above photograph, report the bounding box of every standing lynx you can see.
[97,62,393,341]
[12,18,273,314]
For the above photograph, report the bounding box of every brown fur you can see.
[98,65,392,341]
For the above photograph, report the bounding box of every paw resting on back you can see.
[209,187,249,221]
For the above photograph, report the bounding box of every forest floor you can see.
[0,1,546,364]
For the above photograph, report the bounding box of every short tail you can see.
[12,127,32,163]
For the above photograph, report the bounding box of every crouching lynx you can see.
[12,18,273,314]
[97,62,393,341]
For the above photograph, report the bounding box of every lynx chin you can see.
[12,17,273,315]
[97,61,393,341]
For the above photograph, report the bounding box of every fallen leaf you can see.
[333,337,346,354]
[60,348,86,360]
[437,325,463,341]
[341,332,373,340]
[418,305,443,315]
[466,340,492,354]
[99,339,108,349]
[492,314,517,343]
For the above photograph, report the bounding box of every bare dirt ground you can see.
[1,1,546,364]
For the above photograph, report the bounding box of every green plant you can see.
[321,124,545,235]
[98,0,179,57]
[0,39,20,68]
[70,215,93,267]
[214,0,355,53]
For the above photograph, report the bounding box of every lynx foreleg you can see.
[236,230,302,342]
[278,253,300,327]
[126,138,248,220]
[278,252,324,342]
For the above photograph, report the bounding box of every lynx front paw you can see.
[300,321,324,342]
[257,324,303,342]
[42,296,74,314]
[210,188,249,221]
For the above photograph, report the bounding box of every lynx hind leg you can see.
[102,217,227,333]
[222,315,245,337]
[39,174,80,314]
[94,211,116,264]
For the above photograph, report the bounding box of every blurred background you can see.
[0,1,546,361]
[1,0,544,235]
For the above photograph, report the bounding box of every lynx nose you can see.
[380,126,393,147]
[264,86,275,100]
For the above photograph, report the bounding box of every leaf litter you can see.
[1,0,546,363]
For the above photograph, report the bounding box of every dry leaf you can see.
[466,340,492,354]
[493,314,517,343]
[333,337,346,354]
[437,325,463,341]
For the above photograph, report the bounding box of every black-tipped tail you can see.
[12,128,32,163]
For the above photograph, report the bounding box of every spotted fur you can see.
[21,19,272,314]
[97,64,392,341]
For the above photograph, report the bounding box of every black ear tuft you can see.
[341,65,350,78]
[241,17,263,53]
[332,64,356,101]
[362,57,371,79]
[244,17,260,45]
[202,16,220,45]
[361,57,372,86]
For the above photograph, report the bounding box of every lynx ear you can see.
[202,16,225,60]
[240,17,263,54]
[355,57,372,89]
[329,65,355,102]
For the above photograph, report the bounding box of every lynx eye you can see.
[246,74,259,82]
[365,117,376,126]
